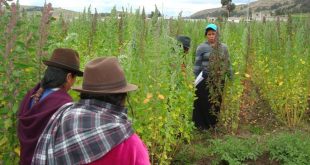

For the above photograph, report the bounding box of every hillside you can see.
[19,5,81,19]
[190,0,310,19]
[19,5,123,19]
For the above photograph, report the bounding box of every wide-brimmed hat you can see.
[43,48,83,76]
[73,57,138,94]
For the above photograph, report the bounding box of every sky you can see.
[18,0,252,17]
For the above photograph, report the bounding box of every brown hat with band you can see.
[73,57,137,94]
[43,48,83,76]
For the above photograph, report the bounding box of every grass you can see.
[171,130,213,165]
[292,13,310,18]
[173,125,310,165]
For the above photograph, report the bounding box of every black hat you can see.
[176,35,191,49]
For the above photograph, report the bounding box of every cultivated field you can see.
[1,3,309,164]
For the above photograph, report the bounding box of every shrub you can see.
[209,136,264,165]
[267,132,310,165]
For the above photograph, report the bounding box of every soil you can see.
[193,153,280,165]
[244,153,280,165]
[238,78,280,133]
[195,157,223,165]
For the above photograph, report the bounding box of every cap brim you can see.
[72,83,138,94]
[43,60,83,76]
[206,27,216,31]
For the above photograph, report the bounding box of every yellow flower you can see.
[300,59,305,65]
[158,94,165,100]
[235,72,239,75]
[25,68,32,72]
[147,93,153,99]
[278,81,283,86]
[14,147,20,156]
[245,73,251,78]
[143,98,150,104]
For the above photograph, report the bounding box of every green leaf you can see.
[0,65,4,72]
[0,136,8,147]
[4,119,12,130]
[14,62,29,69]
[13,104,19,114]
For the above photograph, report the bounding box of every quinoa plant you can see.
[36,3,52,79]
[205,24,230,114]
[251,21,309,127]
[220,23,247,133]
[0,2,39,163]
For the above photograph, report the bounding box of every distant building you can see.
[207,17,217,22]
[252,11,288,22]
[227,17,241,23]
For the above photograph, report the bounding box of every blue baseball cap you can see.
[205,23,217,31]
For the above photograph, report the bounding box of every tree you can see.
[221,0,236,17]
[221,0,229,6]
[1,0,13,13]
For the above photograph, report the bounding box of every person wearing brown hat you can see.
[32,57,150,165]
[17,48,83,165]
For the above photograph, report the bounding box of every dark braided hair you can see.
[31,66,76,104]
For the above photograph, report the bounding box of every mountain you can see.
[19,5,81,19]
[190,0,310,19]
[19,5,120,19]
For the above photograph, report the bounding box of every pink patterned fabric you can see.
[88,133,150,165]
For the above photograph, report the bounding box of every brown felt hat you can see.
[73,57,138,94]
[43,48,83,76]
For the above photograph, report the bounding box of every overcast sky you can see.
[19,0,252,17]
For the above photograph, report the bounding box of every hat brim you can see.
[72,83,138,94]
[206,27,217,31]
[43,60,83,76]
